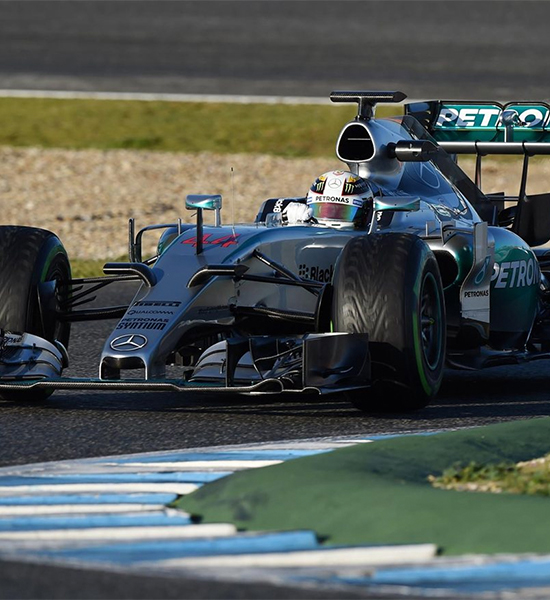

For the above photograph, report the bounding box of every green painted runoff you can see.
[178,418,550,555]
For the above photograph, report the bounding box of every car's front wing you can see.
[0,332,371,396]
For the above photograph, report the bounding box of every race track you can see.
[2,2,550,597]
[5,364,550,467]
[2,287,550,469]
[3,0,549,465]
[1,0,550,470]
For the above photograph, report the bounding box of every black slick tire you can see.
[0,226,71,401]
[332,233,446,412]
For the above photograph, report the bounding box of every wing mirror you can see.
[185,194,222,211]
[387,140,438,162]
[185,194,223,254]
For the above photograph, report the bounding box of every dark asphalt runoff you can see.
[1,1,550,101]
[0,556,383,600]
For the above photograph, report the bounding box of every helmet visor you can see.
[310,202,360,222]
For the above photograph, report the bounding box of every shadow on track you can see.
[6,362,550,420]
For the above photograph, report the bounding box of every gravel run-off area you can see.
[1,146,550,260]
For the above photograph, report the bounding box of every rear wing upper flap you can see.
[405,100,550,146]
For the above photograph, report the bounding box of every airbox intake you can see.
[336,122,375,163]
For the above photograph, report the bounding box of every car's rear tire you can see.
[0,226,71,401]
[331,233,446,412]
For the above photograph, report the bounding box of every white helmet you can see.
[306,170,374,229]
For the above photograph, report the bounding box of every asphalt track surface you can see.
[3,2,550,597]
[1,1,550,101]
[1,0,550,467]
[3,281,550,471]
[3,284,550,599]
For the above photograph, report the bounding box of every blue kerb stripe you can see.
[34,530,320,564]
[106,449,329,464]
[0,493,177,505]
[369,559,550,591]
[291,571,550,595]
[0,512,191,531]
[0,472,229,486]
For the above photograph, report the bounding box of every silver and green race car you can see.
[1,90,550,412]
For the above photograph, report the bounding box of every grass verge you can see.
[178,418,550,555]
[70,254,129,279]
[430,453,550,495]
[70,258,116,279]
[0,97,366,157]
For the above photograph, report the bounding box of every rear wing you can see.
[404,100,550,247]
[405,100,550,144]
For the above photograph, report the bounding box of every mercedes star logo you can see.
[110,334,148,352]
[328,178,342,189]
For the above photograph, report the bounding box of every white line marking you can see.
[73,460,283,472]
[0,504,170,516]
[0,483,198,496]
[0,89,333,105]
[15,461,280,475]
[0,523,237,542]
[151,544,439,568]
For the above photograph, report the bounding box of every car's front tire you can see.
[331,233,446,412]
[0,226,71,401]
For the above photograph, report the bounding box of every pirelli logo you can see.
[133,301,181,307]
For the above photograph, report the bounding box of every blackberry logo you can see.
[298,263,334,282]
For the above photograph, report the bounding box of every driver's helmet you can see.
[306,170,373,229]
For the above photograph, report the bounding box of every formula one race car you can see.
[2,90,550,412]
